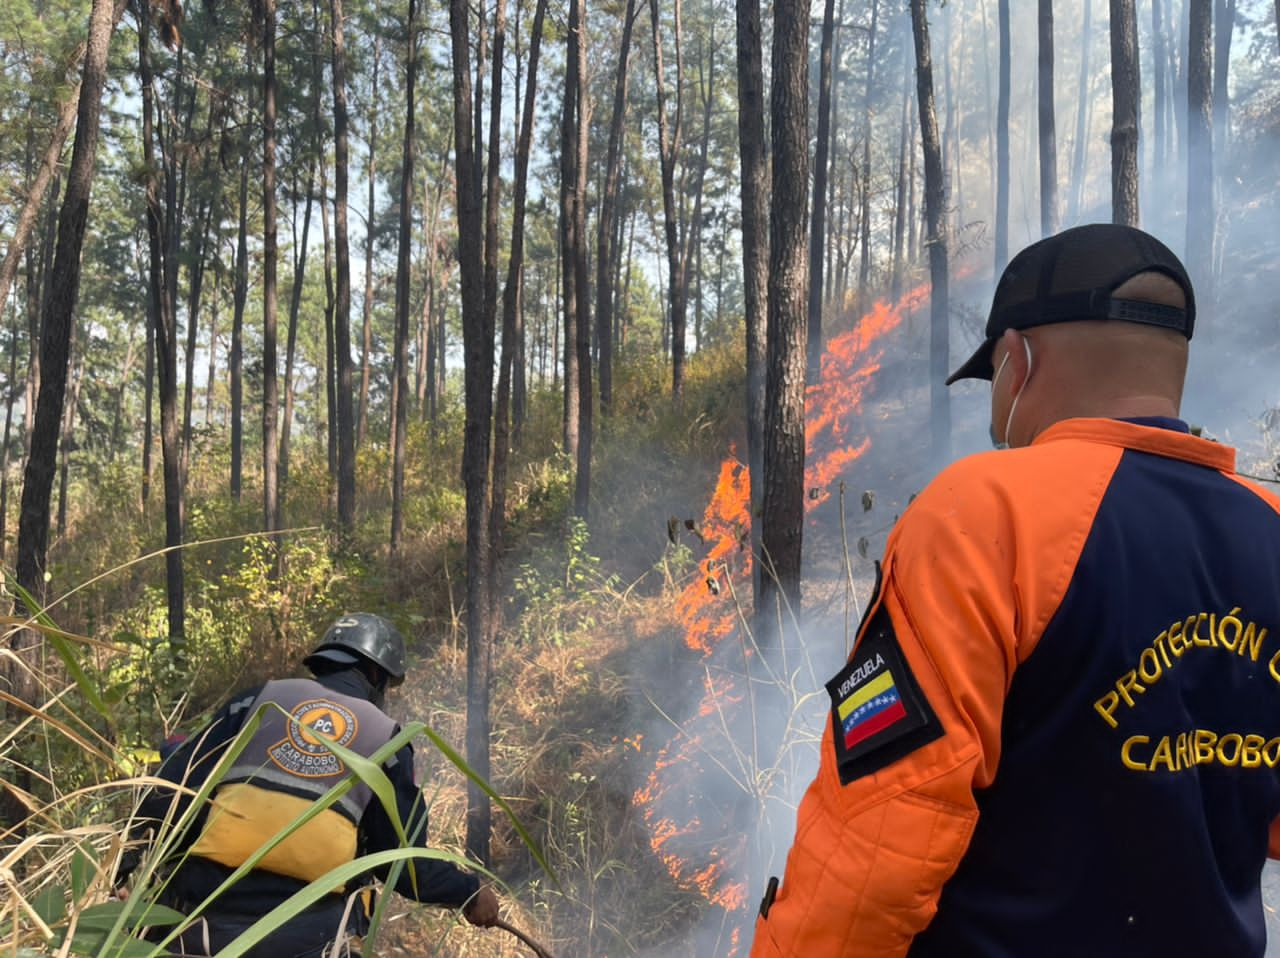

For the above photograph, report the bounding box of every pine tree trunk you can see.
[910,0,951,469]
[595,0,636,417]
[685,32,715,352]
[204,260,218,430]
[560,10,581,456]
[137,0,185,660]
[331,0,357,538]
[807,0,837,379]
[891,33,910,302]
[449,0,496,867]
[142,258,155,504]
[25,187,56,467]
[181,200,212,487]
[263,0,281,536]
[321,147,338,488]
[650,0,686,399]
[995,0,1010,273]
[54,321,80,538]
[1069,0,1093,222]
[890,35,911,300]
[1211,0,1234,161]
[571,0,592,519]
[0,318,18,561]
[1186,0,1213,297]
[230,160,249,500]
[494,0,548,564]
[735,0,768,612]
[390,0,418,554]
[358,32,381,450]
[1109,0,1141,226]
[1038,0,1058,236]
[858,0,879,312]
[1153,0,1167,176]
[760,0,810,620]
[279,158,315,522]
[11,0,117,708]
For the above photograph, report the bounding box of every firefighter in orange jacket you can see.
[751,224,1280,957]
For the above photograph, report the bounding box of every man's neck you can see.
[1026,395,1180,443]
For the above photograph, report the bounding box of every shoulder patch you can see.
[826,601,944,785]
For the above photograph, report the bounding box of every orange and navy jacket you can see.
[750,418,1280,958]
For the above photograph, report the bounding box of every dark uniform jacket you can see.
[127,668,478,957]
[751,418,1280,957]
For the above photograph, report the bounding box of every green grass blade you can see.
[211,848,492,958]
[5,575,108,718]
[409,722,560,889]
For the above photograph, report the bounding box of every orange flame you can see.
[675,455,753,655]
[635,284,931,939]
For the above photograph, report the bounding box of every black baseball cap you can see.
[946,223,1196,385]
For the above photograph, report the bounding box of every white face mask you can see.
[989,337,1033,449]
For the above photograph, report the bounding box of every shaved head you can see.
[990,271,1192,446]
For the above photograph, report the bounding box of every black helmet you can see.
[304,613,407,686]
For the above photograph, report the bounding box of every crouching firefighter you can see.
[115,613,499,957]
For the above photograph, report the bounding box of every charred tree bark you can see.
[910,0,950,469]
[449,0,496,866]
[736,0,768,614]
[995,0,1010,273]
[332,0,357,538]
[1186,0,1213,297]
[759,0,810,620]
[11,0,117,708]
[1038,0,1058,236]
[1109,0,1141,226]
[596,0,637,417]
[807,0,837,380]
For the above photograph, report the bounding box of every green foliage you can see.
[513,516,620,646]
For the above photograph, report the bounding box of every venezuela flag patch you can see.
[826,601,943,785]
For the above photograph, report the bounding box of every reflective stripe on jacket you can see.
[751,418,1280,958]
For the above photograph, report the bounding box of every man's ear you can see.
[1001,328,1031,392]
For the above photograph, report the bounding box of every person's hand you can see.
[463,884,499,927]
[113,885,130,902]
